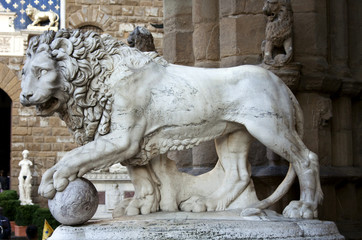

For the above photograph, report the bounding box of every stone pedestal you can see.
[49,211,344,240]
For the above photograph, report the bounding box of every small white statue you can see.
[18,150,33,205]
[26,6,59,31]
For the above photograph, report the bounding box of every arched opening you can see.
[80,25,103,34]
[0,88,11,190]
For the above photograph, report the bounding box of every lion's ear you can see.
[50,38,73,55]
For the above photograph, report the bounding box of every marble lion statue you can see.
[26,6,59,28]
[20,29,323,219]
[261,0,293,67]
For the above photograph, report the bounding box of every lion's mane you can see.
[265,0,293,47]
[26,29,167,145]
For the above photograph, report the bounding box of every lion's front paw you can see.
[38,165,78,199]
[283,200,317,219]
[38,168,57,199]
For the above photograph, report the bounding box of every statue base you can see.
[49,210,344,240]
[27,25,58,31]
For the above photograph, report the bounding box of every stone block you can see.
[244,0,264,14]
[41,143,52,151]
[33,136,44,143]
[193,23,219,61]
[291,0,317,13]
[220,55,261,68]
[122,6,134,16]
[194,61,220,68]
[219,0,245,17]
[163,0,192,19]
[25,143,41,151]
[163,15,193,34]
[12,142,25,151]
[294,12,327,57]
[32,127,52,136]
[19,117,28,127]
[12,127,29,135]
[145,7,159,17]
[192,0,218,23]
[163,31,194,65]
[134,6,145,16]
[220,14,265,58]
[52,143,63,152]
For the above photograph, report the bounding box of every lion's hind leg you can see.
[180,129,253,212]
[244,119,323,219]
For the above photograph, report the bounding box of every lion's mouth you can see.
[36,97,61,116]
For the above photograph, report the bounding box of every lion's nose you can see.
[22,91,33,100]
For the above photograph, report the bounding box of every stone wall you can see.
[162,0,362,238]
[66,0,164,54]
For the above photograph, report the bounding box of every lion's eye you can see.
[40,69,48,76]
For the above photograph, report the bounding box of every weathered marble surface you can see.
[49,211,344,240]
[21,29,322,222]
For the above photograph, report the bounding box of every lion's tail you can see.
[243,87,302,212]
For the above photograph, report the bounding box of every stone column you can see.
[296,93,333,166]
[192,0,219,68]
[352,100,362,167]
[331,97,353,167]
[163,0,194,65]
[328,0,350,77]
[219,0,265,67]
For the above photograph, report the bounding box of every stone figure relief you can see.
[18,150,33,205]
[20,29,323,224]
[26,6,59,31]
[261,0,293,67]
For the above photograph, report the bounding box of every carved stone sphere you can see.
[48,178,99,226]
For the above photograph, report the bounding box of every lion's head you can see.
[263,0,292,21]
[21,30,119,145]
[21,29,167,145]
[25,6,35,18]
